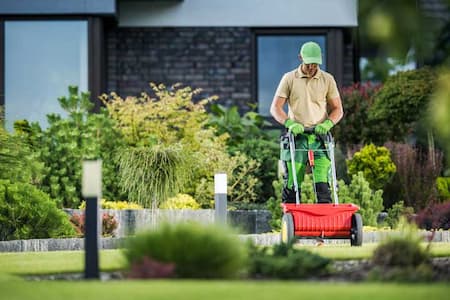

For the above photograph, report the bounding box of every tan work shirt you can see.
[275,65,340,128]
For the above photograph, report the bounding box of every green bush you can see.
[208,104,278,204]
[102,84,260,207]
[0,126,43,185]
[436,177,450,201]
[338,172,384,226]
[233,138,278,203]
[384,201,415,229]
[208,104,271,149]
[266,177,283,231]
[19,86,126,208]
[0,180,76,241]
[124,222,247,278]
[368,67,436,143]
[159,194,200,209]
[370,219,432,282]
[347,144,396,190]
[247,241,331,279]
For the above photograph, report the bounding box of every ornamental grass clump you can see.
[369,218,433,282]
[124,222,247,279]
[116,144,190,208]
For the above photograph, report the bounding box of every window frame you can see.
[0,15,105,121]
[252,28,344,123]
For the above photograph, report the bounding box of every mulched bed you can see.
[23,257,450,282]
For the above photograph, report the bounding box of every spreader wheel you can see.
[350,213,363,246]
[281,213,294,243]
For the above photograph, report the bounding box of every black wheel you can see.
[350,213,363,246]
[281,213,294,243]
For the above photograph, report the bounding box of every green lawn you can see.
[1,242,450,275]
[0,244,449,300]
[0,280,448,300]
[0,250,125,275]
[300,242,450,260]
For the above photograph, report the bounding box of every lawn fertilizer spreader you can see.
[280,129,363,246]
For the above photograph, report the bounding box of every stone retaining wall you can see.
[1,231,449,252]
[64,209,272,237]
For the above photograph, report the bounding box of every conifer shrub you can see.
[338,172,384,226]
[347,143,396,190]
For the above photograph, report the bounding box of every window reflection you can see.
[257,35,326,116]
[5,21,88,130]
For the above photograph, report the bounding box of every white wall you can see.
[119,0,358,27]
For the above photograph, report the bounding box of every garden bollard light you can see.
[82,160,102,279]
[214,172,227,224]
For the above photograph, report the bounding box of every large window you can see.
[5,20,88,130]
[257,35,326,116]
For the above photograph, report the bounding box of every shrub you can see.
[436,177,450,201]
[266,177,283,231]
[385,142,442,211]
[338,172,384,226]
[19,86,126,208]
[124,222,247,278]
[127,257,175,279]
[370,219,432,282]
[208,104,278,203]
[159,194,200,209]
[0,180,76,241]
[207,104,271,149]
[368,67,437,143]
[247,241,331,279]
[415,201,450,230]
[0,126,43,185]
[69,212,119,237]
[333,82,382,147]
[101,84,260,207]
[116,144,190,208]
[347,143,396,190]
[79,199,142,210]
[232,138,278,203]
[384,201,415,229]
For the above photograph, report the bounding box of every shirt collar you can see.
[296,64,322,79]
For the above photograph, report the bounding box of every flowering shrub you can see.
[70,212,118,237]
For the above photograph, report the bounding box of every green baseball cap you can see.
[300,41,322,65]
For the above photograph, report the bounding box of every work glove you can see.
[314,119,334,135]
[284,119,304,135]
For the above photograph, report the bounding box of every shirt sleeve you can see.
[275,73,290,99]
[326,75,340,100]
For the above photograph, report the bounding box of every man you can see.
[270,41,343,203]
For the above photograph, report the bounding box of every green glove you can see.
[315,119,334,135]
[284,119,304,135]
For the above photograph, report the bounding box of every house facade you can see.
[0,0,358,129]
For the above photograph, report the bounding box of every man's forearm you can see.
[270,96,289,125]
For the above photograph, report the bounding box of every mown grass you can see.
[0,280,448,300]
[0,250,125,275]
[299,242,450,260]
[1,243,449,275]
